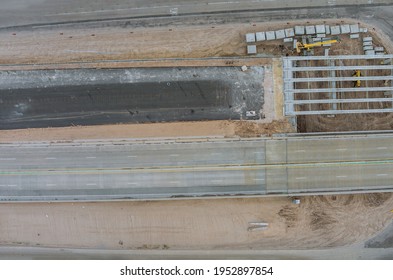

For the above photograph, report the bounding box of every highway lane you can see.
[1,134,393,201]
[1,1,390,28]
[0,140,267,200]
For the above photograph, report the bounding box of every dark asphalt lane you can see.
[0,67,264,129]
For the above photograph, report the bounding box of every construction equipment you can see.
[352,70,361,87]
[296,39,338,54]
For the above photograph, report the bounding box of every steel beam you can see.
[283,54,393,61]
[286,65,393,72]
[287,76,393,83]
[289,108,393,115]
[286,98,393,105]
[289,87,393,94]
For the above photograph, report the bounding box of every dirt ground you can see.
[0,120,294,142]
[0,193,392,250]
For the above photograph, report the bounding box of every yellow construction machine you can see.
[296,39,338,54]
[352,70,361,87]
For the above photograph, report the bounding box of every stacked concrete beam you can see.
[350,24,359,33]
[246,33,256,43]
[340,24,350,34]
[285,28,295,37]
[330,26,341,35]
[315,25,325,34]
[265,31,276,40]
[256,32,266,41]
[247,45,257,54]
[306,25,316,35]
[275,29,286,39]
[295,26,305,35]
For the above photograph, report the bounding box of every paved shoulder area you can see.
[1,133,393,201]
[0,67,264,129]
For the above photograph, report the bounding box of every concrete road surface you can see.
[1,133,393,201]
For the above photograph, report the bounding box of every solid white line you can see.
[336,175,347,178]
[295,177,307,180]
[0,158,16,160]
[377,147,387,150]
[86,156,96,159]
[377,174,388,176]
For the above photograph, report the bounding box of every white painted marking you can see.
[295,177,307,180]
[336,148,347,151]
[377,147,387,150]
[253,152,263,154]
[7,184,17,187]
[46,184,56,187]
[253,178,265,181]
[45,157,56,160]
[336,175,347,178]
[170,181,180,184]
[127,155,138,158]
[211,180,223,183]
[377,174,388,176]
[86,156,96,159]
[0,158,16,160]
[295,150,305,153]
[211,152,222,155]
[86,183,97,186]
[169,154,179,157]
[127,183,138,185]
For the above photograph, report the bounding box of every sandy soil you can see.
[0,18,386,67]
[0,193,392,250]
[0,120,294,142]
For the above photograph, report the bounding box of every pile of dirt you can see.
[234,120,295,137]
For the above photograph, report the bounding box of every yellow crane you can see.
[296,39,338,54]
[352,70,361,87]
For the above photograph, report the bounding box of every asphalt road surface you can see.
[1,133,393,201]
[0,1,390,28]
[0,67,264,129]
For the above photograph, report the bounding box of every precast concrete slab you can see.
[330,26,341,35]
[285,28,295,37]
[306,25,316,35]
[265,31,276,40]
[315,24,326,34]
[275,29,286,39]
[256,32,266,41]
[350,24,360,33]
[294,26,305,35]
[340,24,351,34]
[246,33,256,43]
